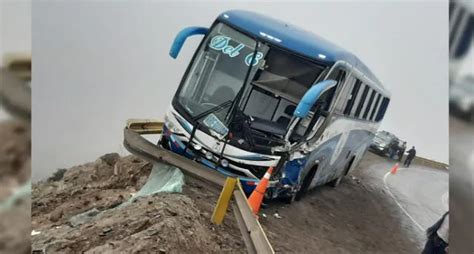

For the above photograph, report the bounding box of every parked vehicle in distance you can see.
[159,10,391,202]
[370,131,406,160]
[450,75,474,122]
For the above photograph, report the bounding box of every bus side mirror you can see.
[293,80,337,118]
[169,27,209,59]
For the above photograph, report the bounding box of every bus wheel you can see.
[328,174,343,187]
[295,166,318,201]
[281,194,295,204]
[329,157,355,188]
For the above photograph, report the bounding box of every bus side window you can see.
[343,79,361,115]
[354,84,369,118]
[300,69,345,139]
[369,93,381,121]
[375,97,390,121]
[358,87,372,119]
[326,69,346,112]
[363,89,376,119]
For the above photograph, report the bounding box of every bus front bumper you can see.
[160,128,263,195]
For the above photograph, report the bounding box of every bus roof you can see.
[218,10,385,91]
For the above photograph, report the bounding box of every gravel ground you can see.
[31,150,439,253]
[31,155,244,253]
[260,152,424,253]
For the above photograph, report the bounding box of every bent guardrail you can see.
[123,121,274,254]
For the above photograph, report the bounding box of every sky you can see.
[0,0,31,65]
[28,1,449,180]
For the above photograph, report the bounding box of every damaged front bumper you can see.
[160,126,303,198]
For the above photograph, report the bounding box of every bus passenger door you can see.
[306,69,347,144]
[305,69,350,184]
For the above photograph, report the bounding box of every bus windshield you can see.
[241,46,327,138]
[176,22,328,144]
[177,23,264,123]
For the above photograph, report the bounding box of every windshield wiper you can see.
[182,100,233,155]
[190,39,260,124]
[225,40,261,124]
[191,100,233,122]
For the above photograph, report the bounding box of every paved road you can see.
[384,166,448,231]
[361,152,448,246]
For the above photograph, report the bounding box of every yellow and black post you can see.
[211,177,237,225]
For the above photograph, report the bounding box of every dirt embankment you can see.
[32,151,423,253]
[0,120,31,254]
[31,154,245,253]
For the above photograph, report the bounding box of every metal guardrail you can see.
[124,127,226,188]
[126,119,164,134]
[123,122,274,253]
[233,180,274,254]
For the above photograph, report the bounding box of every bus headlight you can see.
[193,144,202,151]
[164,115,173,128]
[220,159,229,167]
[205,151,214,160]
[164,114,180,133]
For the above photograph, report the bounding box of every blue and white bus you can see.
[160,10,390,201]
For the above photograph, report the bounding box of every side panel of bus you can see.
[299,66,387,190]
[303,117,376,189]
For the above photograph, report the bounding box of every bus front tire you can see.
[295,166,318,201]
[281,193,296,204]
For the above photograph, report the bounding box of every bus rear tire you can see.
[329,156,355,188]
[328,175,343,187]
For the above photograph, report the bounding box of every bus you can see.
[159,10,390,202]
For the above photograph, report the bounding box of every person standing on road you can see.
[398,141,407,161]
[422,211,449,254]
[389,139,399,159]
[404,146,416,167]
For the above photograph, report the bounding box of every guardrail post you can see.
[211,177,237,225]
